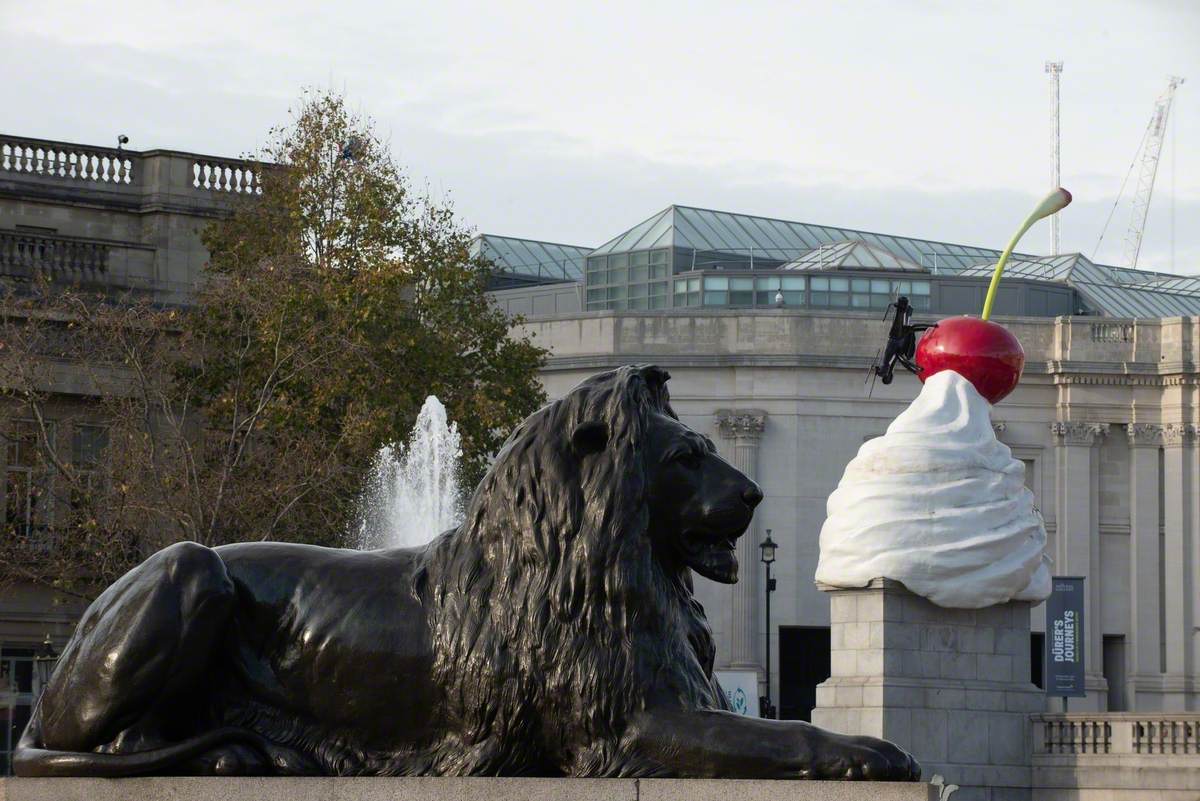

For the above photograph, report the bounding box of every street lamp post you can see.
[759,530,778,719]
[33,634,58,693]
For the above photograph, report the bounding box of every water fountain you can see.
[355,395,463,550]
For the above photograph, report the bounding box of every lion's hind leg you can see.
[18,542,239,775]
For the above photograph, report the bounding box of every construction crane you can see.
[1045,61,1063,255]
[1121,76,1185,269]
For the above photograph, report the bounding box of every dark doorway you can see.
[1103,635,1127,711]
[1031,632,1045,689]
[779,626,830,722]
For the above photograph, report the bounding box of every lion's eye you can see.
[675,451,703,469]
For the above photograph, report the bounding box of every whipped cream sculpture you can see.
[817,188,1070,609]
[815,370,1051,608]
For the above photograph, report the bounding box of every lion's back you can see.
[215,541,441,748]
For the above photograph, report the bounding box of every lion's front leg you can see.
[621,707,920,781]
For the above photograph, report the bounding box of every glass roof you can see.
[591,205,1015,270]
[951,253,1200,317]
[781,239,926,272]
[586,205,1200,319]
[471,234,592,282]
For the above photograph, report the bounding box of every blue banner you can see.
[1045,576,1086,698]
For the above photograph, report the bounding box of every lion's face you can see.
[642,411,763,584]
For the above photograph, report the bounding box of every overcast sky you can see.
[2,0,1197,273]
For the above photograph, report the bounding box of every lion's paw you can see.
[811,734,921,782]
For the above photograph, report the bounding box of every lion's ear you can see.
[571,421,608,457]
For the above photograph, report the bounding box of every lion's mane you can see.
[421,365,726,777]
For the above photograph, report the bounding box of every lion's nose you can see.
[742,483,763,509]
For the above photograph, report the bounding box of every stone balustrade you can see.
[2,135,133,185]
[191,159,262,194]
[2,134,263,200]
[1088,321,1134,344]
[0,230,109,279]
[1032,713,1200,800]
[1033,713,1199,756]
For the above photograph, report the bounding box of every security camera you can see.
[117,134,129,147]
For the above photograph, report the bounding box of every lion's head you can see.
[639,403,763,583]
[429,365,761,775]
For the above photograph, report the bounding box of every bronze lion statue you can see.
[16,365,919,780]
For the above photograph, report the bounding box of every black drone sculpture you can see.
[16,365,919,782]
[868,296,936,390]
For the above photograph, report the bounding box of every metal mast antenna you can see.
[1122,76,1185,269]
[1045,61,1063,255]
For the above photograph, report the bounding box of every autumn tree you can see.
[0,275,355,596]
[196,89,548,540]
[0,90,546,597]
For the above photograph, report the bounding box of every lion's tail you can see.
[14,719,271,777]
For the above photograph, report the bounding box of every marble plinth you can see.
[813,579,1043,801]
[0,776,938,801]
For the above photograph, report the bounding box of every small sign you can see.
[1045,576,1086,698]
[714,670,760,717]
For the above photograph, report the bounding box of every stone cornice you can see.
[1051,421,1110,446]
[715,409,767,440]
[1052,373,1197,387]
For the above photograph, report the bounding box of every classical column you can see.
[715,409,767,672]
[1161,423,1196,708]
[1127,424,1164,709]
[1051,420,1109,711]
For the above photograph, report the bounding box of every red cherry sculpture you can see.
[915,316,1025,404]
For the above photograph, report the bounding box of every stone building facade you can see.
[0,135,255,772]
[515,311,1200,716]
[2,134,255,303]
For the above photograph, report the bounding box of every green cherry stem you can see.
[981,187,1073,320]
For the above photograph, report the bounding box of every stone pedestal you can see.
[0,776,938,801]
[813,579,1044,801]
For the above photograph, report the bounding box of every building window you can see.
[1,645,36,775]
[4,420,53,542]
[755,276,780,305]
[810,276,850,308]
[648,281,668,309]
[629,250,649,283]
[585,256,608,310]
[71,425,108,506]
[703,276,729,306]
[673,277,700,307]
[649,249,669,279]
[607,253,628,285]
[729,277,754,306]
[587,250,670,311]
[808,276,930,311]
[894,279,931,310]
[780,276,806,306]
[586,256,607,284]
